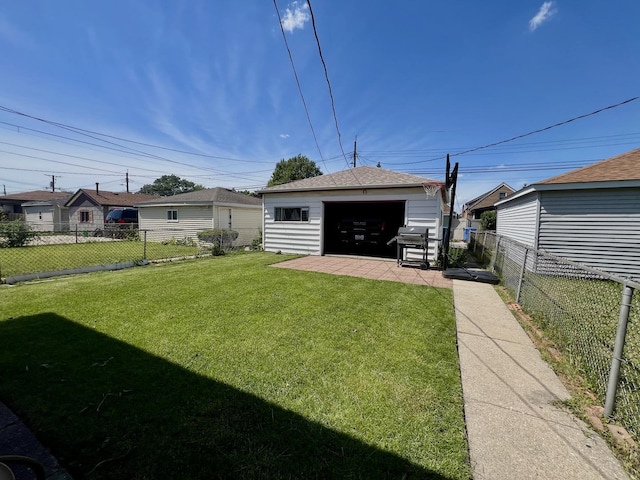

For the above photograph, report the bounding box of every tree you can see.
[139,175,205,196]
[267,155,322,187]
[480,210,497,231]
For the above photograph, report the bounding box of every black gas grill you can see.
[386,226,429,269]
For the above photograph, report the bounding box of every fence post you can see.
[143,230,147,260]
[480,232,487,262]
[75,225,78,244]
[604,285,634,417]
[489,235,501,271]
[516,248,529,304]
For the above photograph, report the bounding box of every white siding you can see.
[139,204,262,246]
[139,205,214,242]
[496,193,539,246]
[538,188,640,279]
[263,193,323,254]
[405,193,441,261]
[24,206,55,231]
[263,187,442,261]
[224,206,262,246]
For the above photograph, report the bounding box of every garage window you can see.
[167,209,178,222]
[275,207,309,222]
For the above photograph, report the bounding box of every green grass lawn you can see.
[0,240,200,278]
[0,253,470,479]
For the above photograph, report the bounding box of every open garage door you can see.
[323,201,405,258]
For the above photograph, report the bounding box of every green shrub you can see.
[480,210,496,230]
[0,220,40,248]
[197,229,238,248]
[251,230,263,250]
[437,246,468,269]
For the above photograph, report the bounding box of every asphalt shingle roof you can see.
[135,188,261,206]
[0,191,72,202]
[260,166,442,192]
[539,147,640,184]
[73,189,160,207]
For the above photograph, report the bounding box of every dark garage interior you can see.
[323,201,405,258]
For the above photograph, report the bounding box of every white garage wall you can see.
[496,192,539,247]
[263,187,442,260]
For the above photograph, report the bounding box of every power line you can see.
[366,97,640,166]
[4,110,272,163]
[306,0,349,168]
[272,0,327,170]
[451,96,638,158]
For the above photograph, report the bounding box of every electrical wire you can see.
[272,0,327,170]
[306,0,349,168]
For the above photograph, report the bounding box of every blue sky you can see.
[1,1,639,209]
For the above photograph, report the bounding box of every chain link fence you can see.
[470,231,639,442]
[0,224,262,284]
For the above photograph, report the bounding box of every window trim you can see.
[274,207,309,222]
[167,209,178,222]
[79,210,91,223]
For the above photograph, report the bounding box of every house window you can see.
[499,192,507,199]
[79,211,91,223]
[167,210,178,222]
[275,207,309,222]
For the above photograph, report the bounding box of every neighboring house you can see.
[135,188,262,245]
[0,190,71,220]
[22,197,71,232]
[496,148,640,280]
[462,183,515,228]
[258,166,447,262]
[65,186,159,232]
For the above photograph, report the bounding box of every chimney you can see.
[95,183,99,195]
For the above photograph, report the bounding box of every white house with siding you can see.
[135,188,262,245]
[496,148,640,280]
[258,166,447,262]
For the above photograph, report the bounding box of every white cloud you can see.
[281,2,310,33]
[529,2,557,32]
[279,133,290,138]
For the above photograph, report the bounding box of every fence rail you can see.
[0,226,261,283]
[470,231,639,442]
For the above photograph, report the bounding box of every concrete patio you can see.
[272,255,452,288]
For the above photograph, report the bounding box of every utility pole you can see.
[47,174,60,192]
[353,135,357,168]
[126,171,130,193]
[3,185,6,195]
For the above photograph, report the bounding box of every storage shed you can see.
[259,166,446,261]
[496,148,640,280]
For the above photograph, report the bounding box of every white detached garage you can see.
[259,166,446,261]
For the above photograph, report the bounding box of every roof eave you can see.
[496,179,640,206]
[259,182,432,194]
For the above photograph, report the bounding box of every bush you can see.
[437,246,468,269]
[0,220,40,248]
[251,230,263,251]
[197,229,238,248]
[480,210,496,231]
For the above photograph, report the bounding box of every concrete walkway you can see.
[453,279,629,480]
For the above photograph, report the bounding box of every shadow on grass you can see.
[0,314,452,480]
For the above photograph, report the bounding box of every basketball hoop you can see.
[422,182,441,197]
